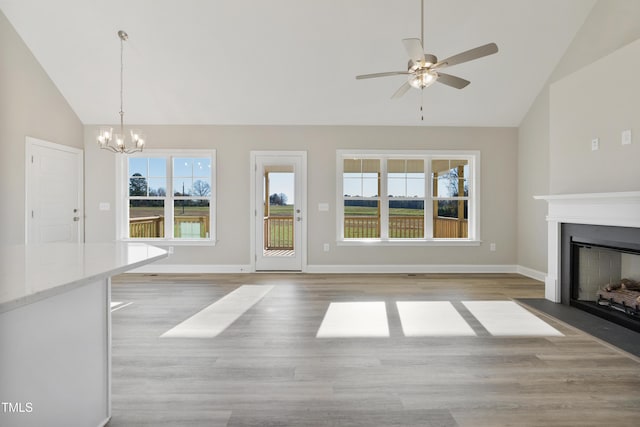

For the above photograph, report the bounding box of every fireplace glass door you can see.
[571,241,640,331]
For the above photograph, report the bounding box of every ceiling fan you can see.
[356,0,498,99]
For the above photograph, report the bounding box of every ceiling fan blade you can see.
[433,43,498,69]
[402,38,424,63]
[435,73,470,89]
[391,81,412,99]
[356,71,411,80]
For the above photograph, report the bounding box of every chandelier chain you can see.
[119,33,124,136]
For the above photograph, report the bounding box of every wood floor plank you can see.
[107,273,640,426]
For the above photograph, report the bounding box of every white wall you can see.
[516,0,640,275]
[85,125,517,270]
[7,1,635,272]
[550,38,640,194]
[517,89,550,273]
[0,10,83,245]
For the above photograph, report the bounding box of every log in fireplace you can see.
[561,223,640,332]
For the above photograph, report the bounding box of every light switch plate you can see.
[622,129,632,145]
[99,202,110,211]
[591,138,599,151]
[318,203,329,212]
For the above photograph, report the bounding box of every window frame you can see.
[336,150,480,246]
[116,149,216,245]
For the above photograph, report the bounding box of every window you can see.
[119,150,215,243]
[432,159,469,239]
[337,150,479,245]
[343,159,381,238]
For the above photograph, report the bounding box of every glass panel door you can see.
[254,153,305,271]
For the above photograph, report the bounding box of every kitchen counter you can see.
[0,242,167,427]
[0,242,167,313]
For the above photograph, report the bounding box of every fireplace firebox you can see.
[561,223,640,332]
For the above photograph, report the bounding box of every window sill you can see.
[119,238,217,247]
[336,239,481,247]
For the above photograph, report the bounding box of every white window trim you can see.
[336,149,480,246]
[116,149,217,245]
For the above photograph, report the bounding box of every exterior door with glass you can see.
[252,152,306,271]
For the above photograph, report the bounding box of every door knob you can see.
[73,216,80,222]
[296,217,302,222]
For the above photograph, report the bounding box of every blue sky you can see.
[267,173,295,204]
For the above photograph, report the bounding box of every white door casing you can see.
[250,151,307,271]
[26,137,83,244]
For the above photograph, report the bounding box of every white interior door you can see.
[252,152,306,271]
[26,137,83,244]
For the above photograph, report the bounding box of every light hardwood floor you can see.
[107,273,640,427]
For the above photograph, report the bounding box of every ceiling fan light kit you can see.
[408,69,438,89]
[356,0,498,100]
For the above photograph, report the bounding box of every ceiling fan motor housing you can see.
[408,54,437,72]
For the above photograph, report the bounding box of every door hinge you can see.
[31,210,34,218]
[255,254,257,262]
[31,155,34,164]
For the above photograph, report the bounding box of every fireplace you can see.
[535,191,640,330]
[561,223,640,332]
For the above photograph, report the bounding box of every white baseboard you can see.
[126,263,546,278]
[515,265,546,282]
[305,264,518,274]
[127,264,252,274]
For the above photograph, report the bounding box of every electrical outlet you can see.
[622,129,632,145]
[323,243,330,252]
[490,243,496,252]
[591,138,599,151]
[168,246,174,254]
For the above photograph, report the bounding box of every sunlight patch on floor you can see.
[316,302,389,338]
[161,285,274,338]
[111,301,133,312]
[462,301,564,337]
[397,301,477,336]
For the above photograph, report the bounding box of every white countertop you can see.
[0,242,167,313]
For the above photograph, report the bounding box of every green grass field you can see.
[268,205,294,216]
[269,205,424,217]
[344,206,424,217]
[130,206,209,218]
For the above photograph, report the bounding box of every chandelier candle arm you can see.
[96,30,146,154]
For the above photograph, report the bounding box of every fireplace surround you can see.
[535,191,640,330]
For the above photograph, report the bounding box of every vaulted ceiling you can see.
[0,0,595,126]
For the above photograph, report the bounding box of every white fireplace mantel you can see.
[534,191,640,302]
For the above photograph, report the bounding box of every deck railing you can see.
[389,216,425,238]
[174,216,210,238]
[130,216,164,238]
[130,214,466,241]
[434,216,468,238]
[344,216,380,238]
[264,216,294,250]
[129,215,210,238]
[343,215,467,239]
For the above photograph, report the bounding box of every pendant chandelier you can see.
[96,30,145,154]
